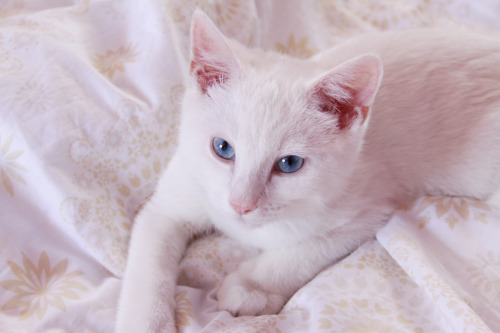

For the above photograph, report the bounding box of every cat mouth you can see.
[232,207,282,228]
[230,210,261,227]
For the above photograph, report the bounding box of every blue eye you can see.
[213,137,235,160]
[276,155,304,173]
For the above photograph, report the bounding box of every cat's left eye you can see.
[213,137,235,161]
[276,155,304,173]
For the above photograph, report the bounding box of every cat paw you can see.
[217,271,286,316]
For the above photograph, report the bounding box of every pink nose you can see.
[230,202,257,215]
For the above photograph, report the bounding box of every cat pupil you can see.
[277,155,304,173]
[213,137,235,160]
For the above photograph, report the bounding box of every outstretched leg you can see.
[116,157,210,333]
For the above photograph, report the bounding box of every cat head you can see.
[180,11,382,229]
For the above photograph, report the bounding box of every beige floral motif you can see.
[7,32,37,52]
[318,317,333,329]
[67,0,89,15]
[386,235,423,279]
[465,252,500,298]
[414,196,491,229]
[68,139,119,188]
[15,18,74,42]
[213,1,240,27]
[348,243,409,284]
[474,211,489,224]
[167,0,250,31]
[180,236,225,287]
[92,43,140,79]
[213,315,287,333]
[0,135,27,196]
[115,158,165,219]
[166,0,191,23]
[388,234,486,328]
[0,47,23,74]
[320,0,442,30]
[116,98,145,129]
[15,81,55,114]
[64,92,179,274]
[168,84,185,116]
[154,84,184,140]
[444,215,459,230]
[316,294,422,332]
[318,0,364,33]
[103,1,127,20]
[179,235,256,288]
[0,252,87,320]
[349,319,393,333]
[175,290,195,328]
[276,35,317,58]
[417,212,431,229]
[60,194,132,272]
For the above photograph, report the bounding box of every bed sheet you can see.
[0,0,499,332]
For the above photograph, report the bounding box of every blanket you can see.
[0,0,499,332]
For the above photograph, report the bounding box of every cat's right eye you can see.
[276,155,304,173]
[212,137,235,161]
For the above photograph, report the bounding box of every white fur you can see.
[116,12,500,332]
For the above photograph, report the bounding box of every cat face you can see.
[180,12,382,229]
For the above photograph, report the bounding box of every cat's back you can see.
[315,28,500,70]
[316,29,500,104]
[315,29,500,146]
[323,29,500,200]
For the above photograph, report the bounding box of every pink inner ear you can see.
[190,59,228,94]
[314,85,360,130]
[309,55,382,130]
[189,12,238,94]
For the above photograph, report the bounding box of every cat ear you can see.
[189,11,240,94]
[308,54,383,130]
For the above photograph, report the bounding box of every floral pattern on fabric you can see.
[0,1,499,332]
[0,252,87,320]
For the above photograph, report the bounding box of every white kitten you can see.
[116,11,500,332]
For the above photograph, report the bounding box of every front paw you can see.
[217,271,287,316]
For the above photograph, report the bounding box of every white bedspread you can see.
[0,1,499,332]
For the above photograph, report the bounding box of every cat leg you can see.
[217,239,338,316]
[116,207,190,332]
[116,158,209,333]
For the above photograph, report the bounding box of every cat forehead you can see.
[196,46,339,152]
[221,74,336,154]
[240,75,305,115]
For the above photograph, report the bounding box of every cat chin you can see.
[226,213,274,230]
[212,207,282,231]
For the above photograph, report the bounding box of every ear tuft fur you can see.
[308,54,383,130]
[190,11,240,94]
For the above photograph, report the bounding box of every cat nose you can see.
[230,201,257,215]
